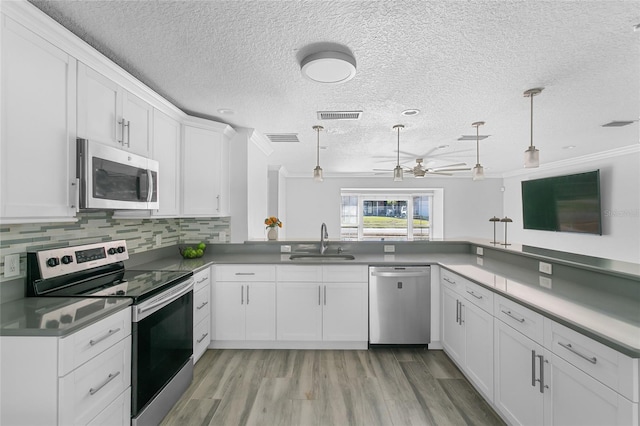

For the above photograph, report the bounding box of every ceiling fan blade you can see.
[417,147,439,159]
[373,168,393,172]
[431,162,468,170]
[426,171,453,176]
[432,167,471,172]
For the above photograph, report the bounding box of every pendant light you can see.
[472,121,485,181]
[523,88,543,168]
[312,125,324,182]
[393,124,405,182]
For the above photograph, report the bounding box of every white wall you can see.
[284,176,504,240]
[267,166,288,240]
[503,147,640,263]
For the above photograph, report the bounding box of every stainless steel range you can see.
[27,240,194,426]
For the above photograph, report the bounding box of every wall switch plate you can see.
[281,245,292,253]
[476,257,484,266]
[218,231,226,242]
[539,276,553,289]
[384,245,395,253]
[539,262,553,275]
[155,234,162,246]
[476,247,484,256]
[4,254,20,278]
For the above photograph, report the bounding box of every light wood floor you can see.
[161,348,505,426]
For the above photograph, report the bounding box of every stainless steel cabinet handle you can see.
[241,285,244,305]
[216,194,220,212]
[537,354,545,393]
[196,276,209,284]
[235,272,255,276]
[531,350,537,387]
[118,119,125,144]
[460,303,464,324]
[466,290,482,299]
[318,286,321,306]
[89,371,120,395]
[443,277,456,284]
[456,300,460,324]
[125,120,131,147]
[197,332,209,344]
[247,285,250,305]
[89,328,121,346]
[558,342,597,364]
[501,309,525,323]
[196,301,208,310]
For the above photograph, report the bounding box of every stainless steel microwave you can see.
[77,138,159,210]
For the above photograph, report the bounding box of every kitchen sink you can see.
[289,253,355,261]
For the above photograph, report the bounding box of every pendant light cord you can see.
[396,126,400,167]
[476,124,480,164]
[316,127,320,167]
[530,93,534,149]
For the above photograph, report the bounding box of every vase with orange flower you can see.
[264,216,282,240]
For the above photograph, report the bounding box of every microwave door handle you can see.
[146,169,153,203]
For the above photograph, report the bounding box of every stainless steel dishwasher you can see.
[369,266,431,345]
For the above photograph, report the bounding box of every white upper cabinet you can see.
[0,14,77,222]
[77,63,151,157]
[182,118,231,217]
[151,110,181,217]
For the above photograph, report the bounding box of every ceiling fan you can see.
[375,158,471,177]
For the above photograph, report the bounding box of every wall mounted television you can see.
[521,170,602,235]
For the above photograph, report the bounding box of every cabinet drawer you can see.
[194,285,211,326]
[193,267,211,292]
[277,265,322,282]
[323,265,368,282]
[59,337,131,426]
[87,387,130,426]
[544,318,639,402]
[216,264,276,281]
[194,316,211,362]
[462,280,493,314]
[494,294,544,344]
[441,268,466,293]
[59,307,131,376]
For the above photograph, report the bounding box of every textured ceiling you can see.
[29,0,640,177]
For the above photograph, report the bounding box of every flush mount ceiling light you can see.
[301,51,356,84]
[472,121,485,181]
[313,125,324,182]
[523,87,544,168]
[401,109,420,117]
[393,124,405,182]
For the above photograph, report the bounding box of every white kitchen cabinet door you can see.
[441,286,465,366]
[276,282,322,341]
[322,282,368,341]
[214,282,246,341]
[494,318,544,426]
[543,351,637,426]
[464,300,494,401]
[151,110,181,216]
[77,62,122,147]
[121,90,152,156]
[182,124,226,216]
[1,15,77,221]
[244,282,276,341]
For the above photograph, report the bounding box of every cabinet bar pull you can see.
[118,119,125,144]
[89,328,121,346]
[456,300,460,324]
[531,350,537,387]
[89,371,120,395]
[537,354,545,393]
[216,195,220,212]
[501,310,525,323]
[460,303,464,324]
[125,120,131,147]
[196,276,209,284]
[443,277,456,285]
[197,332,209,343]
[235,272,255,276]
[466,290,483,299]
[241,285,244,305]
[558,342,597,364]
[324,286,327,306]
[197,301,208,310]
[247,285,250,305]
[318,286,321,306]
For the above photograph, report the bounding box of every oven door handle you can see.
[134,279,194,322]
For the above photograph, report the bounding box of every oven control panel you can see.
[33,240,129,280]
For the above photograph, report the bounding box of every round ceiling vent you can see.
[300,51,357,84]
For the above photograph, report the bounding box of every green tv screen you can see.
[521,170,602,235]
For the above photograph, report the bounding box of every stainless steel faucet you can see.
[320,223,328,255]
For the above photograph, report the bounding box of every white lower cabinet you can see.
[276,281,322,341]
[322,281,368,341]
[193,267,211,363]
[0,308,131,426]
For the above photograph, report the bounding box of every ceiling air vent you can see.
[457,135,490,141]
[317,110,363,120]
[266,134,300,143]
[601,120,635,127]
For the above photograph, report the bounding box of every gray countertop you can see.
[0,297,131,337]
[135,249,640,358]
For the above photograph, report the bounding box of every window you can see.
[340,189,443,241]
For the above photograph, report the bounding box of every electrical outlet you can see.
[155,234,162,246]
[281,245,292,253]
[384,245,395,253]
[539,262,553,275]
[4,254,20,278]
[476,247,484,256]
[539,276,553,289]
[218,231,226,242]
[476,256,484,266]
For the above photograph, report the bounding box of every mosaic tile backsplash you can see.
[0,212,230,282]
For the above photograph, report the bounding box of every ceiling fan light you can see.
[472,164,485,181]
[313,165,324,182]
[524,146,540,168]
[393,165,404,182]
